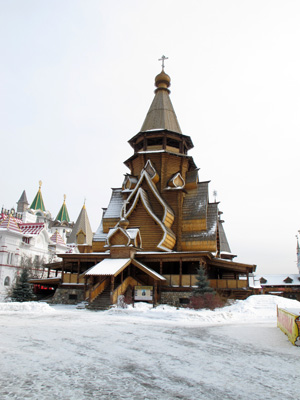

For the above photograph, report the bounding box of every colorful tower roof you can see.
[50,230,65,245]
[0,215,22,234]
[30,181,45,211]
[56,195,70,223]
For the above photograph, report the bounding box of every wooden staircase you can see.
[86,276,142,310]
[86,288,111,310]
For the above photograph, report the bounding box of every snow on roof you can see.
[248,275,262,289]
[126,228,140,240]
[104,189,124,219]
[93,212,108,241]
[85,257,166,281]
[134,259,166,281]
[85,258,131,276]
[256,274,300,286]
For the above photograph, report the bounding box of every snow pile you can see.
[1,295,300,324]
[109,295,300,325]
[211,294,300,323]
[0,301,55,313]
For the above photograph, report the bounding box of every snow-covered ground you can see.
[1,295,300,400]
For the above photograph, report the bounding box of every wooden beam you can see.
[61,259,65,283]
[154,281,158,305]
[110,276,115,304]
[77,260,80,284]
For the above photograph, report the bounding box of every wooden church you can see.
[38,64,256,307]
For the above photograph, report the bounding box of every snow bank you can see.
[0,301,55,313]
[108,295,300,325]
[1,295,300,325]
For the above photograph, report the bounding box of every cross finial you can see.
[39,180,42,189]
[159,55,168,70]
[213,190,218,203]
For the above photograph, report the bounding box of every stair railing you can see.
[112,276,140,304]
[86,277,110,303]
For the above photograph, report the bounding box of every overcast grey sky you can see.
[1,0,300,274]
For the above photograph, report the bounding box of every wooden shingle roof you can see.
[67,204,93,246]
[182,203,218,243]
[140,70,182,134]
[182,182,209,221]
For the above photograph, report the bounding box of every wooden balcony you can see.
[163,275,248,289]
[62,273,85,284]
[209,279,248,289]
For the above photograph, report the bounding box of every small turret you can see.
[17,190,29,213]
[56,195,70,223]
[30,181,45,212]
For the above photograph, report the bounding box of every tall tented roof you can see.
[17,190,29,213]
[30,181,45,211]
[218,220,231,254]
[56,195,70,223]
[17,190,29,205]
[67,204,93,245]
[140,69,182,134]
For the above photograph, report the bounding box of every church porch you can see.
[84,258,166,309]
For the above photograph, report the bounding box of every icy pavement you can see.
[0,295,300,400]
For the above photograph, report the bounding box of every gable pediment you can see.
[125,169,174,228]
[143,160,159,184]
[122,175,138,191]
[122,167,176,251]
[167,172,185,189]
[107,227,131,247]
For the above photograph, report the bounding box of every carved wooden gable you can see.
[123,167,176,251]
[107,227,130,247]
[167,172,185,189]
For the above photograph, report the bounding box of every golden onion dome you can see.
[155,69,171,90]
[119,217,129,229]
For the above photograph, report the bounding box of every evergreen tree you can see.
[192,266,215,296]
[11,268,35,302]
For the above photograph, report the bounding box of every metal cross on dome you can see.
[159,55,168,70]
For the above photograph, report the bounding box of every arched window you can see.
[4,276,10,286]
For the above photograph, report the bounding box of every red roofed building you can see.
[0,186,80,300]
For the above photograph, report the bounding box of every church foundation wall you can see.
[51,286,85,305]
[160,291,191,307]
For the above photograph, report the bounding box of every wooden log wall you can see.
[128,200,164,251]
